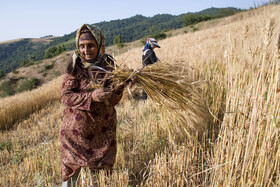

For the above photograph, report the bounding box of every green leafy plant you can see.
[0,80,15,97]
[44,45,66,59]
[114,34,124,48]
[44,61,55,71]
[0,70,5,79]
[16,78,40,93]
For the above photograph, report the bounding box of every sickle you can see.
[88,65,111,85]
[88,65,112,105]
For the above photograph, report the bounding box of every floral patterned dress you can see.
[60,54,122,181]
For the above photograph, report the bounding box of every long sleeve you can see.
[148,50,158,64]
[110,90,123,106]
[142,49,158,66]
[61,73,93,111]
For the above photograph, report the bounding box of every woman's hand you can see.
[91,88,112,102]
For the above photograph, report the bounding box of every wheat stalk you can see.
[277,33,280,92]
[110,62,209,140]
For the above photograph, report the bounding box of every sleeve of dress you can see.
[148,50,158,64]
[110,90,123,106]
[107,84,124,106]
[61,73,93,111]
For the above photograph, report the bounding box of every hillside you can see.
[0,7,241,74]
[0,37,56,73]
[0,4,280,186]
[0,39,145,97]
[0,7,242,98]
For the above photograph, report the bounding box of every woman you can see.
[60,24,124,186]
[142,38,160,100]
[142,38,160,66]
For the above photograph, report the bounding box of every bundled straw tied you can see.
[108,61,210,140]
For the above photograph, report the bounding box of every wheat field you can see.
[0,5,280,186]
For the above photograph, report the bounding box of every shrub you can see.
[114,34,121,45]
[0,70,5,79]
[192,27,199,32]
[140,32,167,46]
[151,32,167,40]
[44,45,66,59]
[117,43,125,49]
[0,80,15,97]
[16,78,40,93]
[20,55,37,67]
[20,59,34,67]
[44,62,54,71]
[114,34,124,49]
[183,14,212,27]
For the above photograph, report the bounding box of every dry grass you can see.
[0,4,280,186]
[0,76,62,130]
[111,62,209,142]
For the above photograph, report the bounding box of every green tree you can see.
[113,34,122,45]
[16,78,40,93]
[183,14,212,27]
[0,70,5,79]
[0,80,15,97]
[44,45,66,59]
[20,55,36,67]
[113,34,124,48]
[151,32,167,40]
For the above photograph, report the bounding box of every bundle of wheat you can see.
[110,61,209,141]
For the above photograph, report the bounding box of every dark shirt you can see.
[142,49,158,66]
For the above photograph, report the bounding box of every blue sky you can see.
[0,0,270,42]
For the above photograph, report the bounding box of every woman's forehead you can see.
[79,32,95,41]
[79,39,97,45]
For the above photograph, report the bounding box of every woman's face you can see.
[79,39,98,61]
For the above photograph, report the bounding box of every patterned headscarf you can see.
[75,24,105,61]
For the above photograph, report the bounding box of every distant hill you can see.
[0,37,58,73]
[197,7,239,15]
[95,14,182,45]
[0,7,242,73]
